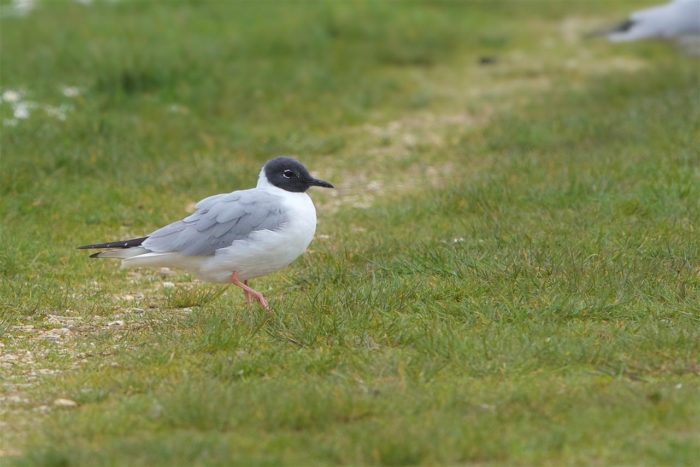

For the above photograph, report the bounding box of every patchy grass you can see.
[1,0,699,465]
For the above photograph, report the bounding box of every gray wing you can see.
[142,189,288,256]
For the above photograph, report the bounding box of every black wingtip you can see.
[584,19,637,40]
[78,236,148,250]
[610,19,636,34]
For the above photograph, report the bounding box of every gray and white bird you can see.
[79,157,334,309]
[606,0,700,42]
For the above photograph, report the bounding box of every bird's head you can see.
[260,157,334,193]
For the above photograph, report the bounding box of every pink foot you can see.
[230,273,269,309]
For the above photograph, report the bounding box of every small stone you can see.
[13,102,31,119]
[61,86,80,97]
[53,398,77,408]
[5,395,28,404]
[107,320,124,327]
[367,180,382,192]
[2,90,21,103]
[159,267,175,276]
[43,328,71,342]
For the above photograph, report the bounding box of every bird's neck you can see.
[256,168,273,190]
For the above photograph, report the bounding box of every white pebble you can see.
[61,86,81,97]
[53,398,77,408]
[13,103,30,119]
[2,90,21,103]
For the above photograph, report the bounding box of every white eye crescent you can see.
[282,170,295,178]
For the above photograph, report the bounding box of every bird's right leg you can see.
[229,272,269,309]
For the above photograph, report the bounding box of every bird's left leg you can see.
[243,280,252,306]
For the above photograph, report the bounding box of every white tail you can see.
[92,247,149,259]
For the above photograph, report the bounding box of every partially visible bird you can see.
[79,157,334,309]
[606,0,700,42]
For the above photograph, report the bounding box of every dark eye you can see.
[282,170,295,178]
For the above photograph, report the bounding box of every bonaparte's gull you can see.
[79,157,334,309]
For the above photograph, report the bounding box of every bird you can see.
[605,0,700,43]
[78,157,334,309]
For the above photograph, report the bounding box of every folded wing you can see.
[143,189,288,256]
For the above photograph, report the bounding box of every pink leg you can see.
[243,280,252,306]
[230,272,269,309]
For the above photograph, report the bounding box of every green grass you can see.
[2,0,699,465]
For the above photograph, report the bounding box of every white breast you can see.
[199,189,317,283]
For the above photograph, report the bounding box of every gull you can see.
[79,157,334,309]
[606,0,700,42]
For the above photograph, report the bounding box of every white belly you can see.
[198,191,317,283]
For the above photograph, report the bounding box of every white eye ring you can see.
[282,170,294,178]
